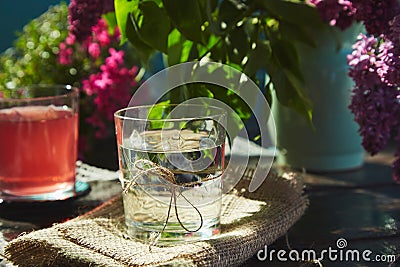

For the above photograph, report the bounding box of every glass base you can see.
[126,218,220,245]
[0,181,90,203]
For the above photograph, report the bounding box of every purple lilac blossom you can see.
[315,1,400,181]
[310,0,356,30]
[348,34,400,155]
[353,0,400,36]
[349,83,399,155]
[376,39,400,88]
[389,15,400,47]
[386,16,400,87]
[68,0,114,42]
[348,32,400,182]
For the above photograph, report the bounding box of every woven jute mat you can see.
[4,166,308,266]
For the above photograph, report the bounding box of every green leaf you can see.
[115,0,139,44]
[266,58,312,122]
[125,14,155,64]
[162,0,205,44]
[136,1,171,53]
[243,40,271,77]
[192,82,250,139]
[279,21,317,48]
[271,39,304,83]
[102,12,118,35]
[197,34,221,58]
[256,0,323,27]
[167,29,194,65]
[225,26,250,65]
[148,100,171,129]
[218,0,247,28]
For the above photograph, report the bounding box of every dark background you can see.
[0,1,66,52]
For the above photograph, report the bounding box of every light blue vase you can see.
[272,24,364,172]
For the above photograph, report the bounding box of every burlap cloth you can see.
[4,166,308,266]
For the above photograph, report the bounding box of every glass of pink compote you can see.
[0,85,80,201]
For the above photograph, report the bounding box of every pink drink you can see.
[0,105,78,196]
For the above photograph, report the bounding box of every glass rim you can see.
[114,104,227,122]
[0,84,79,102]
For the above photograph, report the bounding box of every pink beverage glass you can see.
[0,85,79,201]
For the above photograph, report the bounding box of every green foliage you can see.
[115,0,325,122]
[0,3,73,92]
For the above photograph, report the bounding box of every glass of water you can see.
[114,104,226,244]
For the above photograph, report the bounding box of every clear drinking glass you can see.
[114,104,226,244]
[0,85,79,201]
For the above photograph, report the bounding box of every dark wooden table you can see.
[1,151,400,266]
[246,151,400,266]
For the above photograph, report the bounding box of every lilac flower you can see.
[83,49,138,138]
[65,33,76,45]
[59,18,121,65]
[348,34,400,155]
[348,33,400,183]
[353,0,400,36]
[88,42,101,59]
[316,1,400,182]
[58,43,73,65]
[68,0,114,42]
[58,16,138,144]
[385,16,400,87]
[349,84,399,155]
[348,34,381,88]
[389,15,400,47]
[375,40,394,84]
[91,18,120,47]
[310,0,356,30]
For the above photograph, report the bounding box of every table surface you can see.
[1,151,400,266]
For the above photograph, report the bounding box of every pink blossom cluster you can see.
[83,48,138,138]
[58,18,120,66]
[58,16,139,155]
[309,0,400,33]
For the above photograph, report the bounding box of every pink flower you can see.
[65,33,76,45]
[58,43,73,65]
[81,47,138,138]
[92,18,115,47]
[88,42,101,58]
[106,48,124,68]
[94,72,113,89]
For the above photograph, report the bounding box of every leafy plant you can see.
[114,0,326,121]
